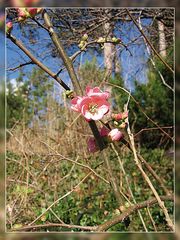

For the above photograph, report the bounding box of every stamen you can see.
[89,103,98,114]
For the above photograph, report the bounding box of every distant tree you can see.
[6,67,54,129]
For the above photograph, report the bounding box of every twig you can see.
[134,126,173,137]
[126,113,174,231]
[10,222,96,232]
[42,10,106,153]
[137,12,174,92]
[7,61,34,71]
[43,9,82,96]
[28,173,91,226]
[146,207,157,231]
[125,9,174,74]
[137,154,171,196]
[7,34,70,91]
[31,16,49,32]
[106,82,174,142]
[97,195,173,231]
[110,143,148,232]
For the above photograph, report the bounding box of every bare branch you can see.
[126,109,174,230]
[10,222,96,232]
[7,34,70,91]
[97,195,173,231]
[106,82,174,142]
[7,61,34,71]
[125,9,174,74]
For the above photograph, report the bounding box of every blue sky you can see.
[6,14,152,95]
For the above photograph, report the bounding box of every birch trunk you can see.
[158,20,167,58]
[104,21,114,78]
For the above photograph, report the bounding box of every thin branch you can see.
[134,126,173,137]
[146,207,157,231]
[7,34,70,91]
[126,112,174,231]
[42,10,106,153]
[10,222,96,232]
[7,61,34,71]
[31,16,49,32]
[43,9,83,96]
[106,82,174,142]
[125,9,174,74]
[70,40,132,62]
[137,154,171,196]
[97,195,173,231]
[137,12,174,92]
[110,143,148,232]
[28,173,91,226]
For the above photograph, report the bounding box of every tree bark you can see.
[103,12,114,78]
[158,20,167,58]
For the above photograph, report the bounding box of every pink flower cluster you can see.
[71,86,110,121]
[111,111,128,129]
[87,126,123,153]
[112,112,128,121]
[70,86,126,153]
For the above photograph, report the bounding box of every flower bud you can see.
[87,137,99,153]
[28,8,38,17]
[112,113,122,121]
[82,33,88,41]
[119,122,127,129]
[6,21,13,34]
[122,111,128,119]
[112,37,121,44]
[113,121,119,126]
[100,126,110,137]
[18,16,25,22]
[78,40,85,49]
[112,37,117,42]
[108,128,123,141]
[97,37,105,43]
[18,8,28,18]
[37,8,43,14]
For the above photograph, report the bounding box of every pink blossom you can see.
[79,96,110,121]
[87,137,99,153]
[71,87,110,121]
[71,96,83,112]
[100,126,110,137]
[108,128,123,141]
[86,86,110,99]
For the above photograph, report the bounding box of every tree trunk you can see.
[114,49,121,75]
[104,18,114,78]
[158,20,167,58]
